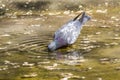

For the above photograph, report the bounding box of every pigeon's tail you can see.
[79,12,85,22]
[78,12,91,24]
[73,13,82,21]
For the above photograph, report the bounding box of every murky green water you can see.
[0,11,120,80]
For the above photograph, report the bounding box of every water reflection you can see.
[50,51,85,66]
[54,51,82,60]
[0,11,120,79]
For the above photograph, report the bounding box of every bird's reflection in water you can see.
[54,51,84,60]
[52,51,85,65]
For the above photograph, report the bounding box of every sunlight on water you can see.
[0,0,120,79]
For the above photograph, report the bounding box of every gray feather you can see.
[48,12,91,51]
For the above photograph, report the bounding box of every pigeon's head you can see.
[48,41,57,51]
[79,12,91,24]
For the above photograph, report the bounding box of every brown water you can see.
[0,11,120,80]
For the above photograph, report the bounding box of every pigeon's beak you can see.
[48,41,56,51]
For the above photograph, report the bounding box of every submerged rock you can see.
[1,34,11,37]
[95,32,101,35]
[4,60,18,66]
[60,77,68,80]
[26,10,33,15]
[6,41,12,45]
[24,30,33,35]
[37,61,50,64]
[4,60,10,64]
[99,58,110,64]
[100,58,110,61]
[22,62,35,67]
[98,77,103,80]
[63,10,70,15]
[115,67,120,70]
[31,24,41,27]
[60,73,80,80]
[13,65,20,68]
[91,19,97,22]
[0,66,8,71]
[48,12,61,15]
[43,63,59,70]
[81,76,86,79]
[87,67,93,70]
[110,42,119,46]
[96,9,107,13]
[100,58,120,64]
[100,25,110,28]
[22,73,38,78]
[113,37,120,40]
[2,67,8,70]
[4,52,11,56]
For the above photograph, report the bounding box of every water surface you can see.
[0,12,120,80]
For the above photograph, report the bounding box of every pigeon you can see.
[48,12,91,51]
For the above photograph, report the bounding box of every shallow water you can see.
[0,13,120,80]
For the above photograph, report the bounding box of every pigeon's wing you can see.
[73,13,82,21]
[54,20,81,45]
[54,23,70,45]
[66,21,81,44]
